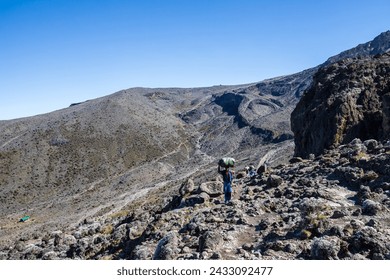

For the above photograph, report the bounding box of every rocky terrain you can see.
[1,137,389,260]
[0,31,390,260]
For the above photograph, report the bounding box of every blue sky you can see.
[1,0,389,120]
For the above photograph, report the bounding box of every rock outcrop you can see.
[292,52,390,158]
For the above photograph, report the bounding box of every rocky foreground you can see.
[1,138,389,260]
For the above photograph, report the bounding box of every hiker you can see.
[218,165,234,203]
[248,165,257,178]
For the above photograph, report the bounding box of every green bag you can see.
[218,157,235,168]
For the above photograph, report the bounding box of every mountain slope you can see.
[1,84,285,245]
[0,88,198,243]
[1,31,390,257]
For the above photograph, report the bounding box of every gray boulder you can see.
[362,199,381,216]
[199,231,224,252]
[364,139,379,151]
[198,181,223,197]
[311,237,340,260]
[180,192,210,208]
[179,179,196,196]
[266,174,283,188]
[153,231,180,260]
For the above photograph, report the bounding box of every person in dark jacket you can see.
[218,166,233,203]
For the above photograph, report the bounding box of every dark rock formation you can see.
[292,52,390,158]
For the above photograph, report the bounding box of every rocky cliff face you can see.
[292,52,390,158]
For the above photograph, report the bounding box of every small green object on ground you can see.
[19,215,30,222]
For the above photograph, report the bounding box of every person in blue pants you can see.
[218,166,233,203]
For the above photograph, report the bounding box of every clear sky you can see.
[1,0,389,120]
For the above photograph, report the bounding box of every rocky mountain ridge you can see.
[325,31,390,65]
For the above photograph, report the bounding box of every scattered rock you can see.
[198,181,223,197]
[310,237,340,260]
[331,210,347,219]
[179,179,196,196]
[257,164,268,174]
[364,139,378,151]
[199,231,223,252]
[362,199,381,216]
[266,175,283,188]
[180,192,210,208]
[153,232,179,260]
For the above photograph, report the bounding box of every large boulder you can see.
[310,236,340,260]
[179,179,196,196]
[198,181,223,197]
[291,52,390,158]
[153,232,180,260]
